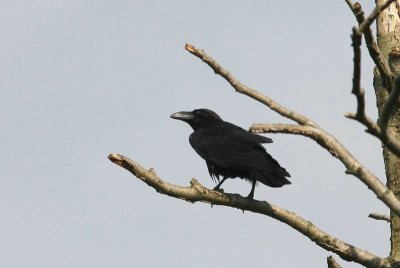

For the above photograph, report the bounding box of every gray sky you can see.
[1,1,389,267]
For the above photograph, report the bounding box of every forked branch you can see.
[357,0,398,37]
[346,1,393,87]
[345,1,400,157]
[108,153,390,268]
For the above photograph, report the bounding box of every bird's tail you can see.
[250,168,291,188]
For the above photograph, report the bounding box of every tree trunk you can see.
[375,0,400,264]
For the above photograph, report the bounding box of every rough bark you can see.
[375,0,400,264]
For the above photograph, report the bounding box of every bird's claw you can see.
[213,187,224,193]
[246,193,254,200]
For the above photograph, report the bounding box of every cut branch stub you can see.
[369,212,390,222]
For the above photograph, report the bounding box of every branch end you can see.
[368,212,390,222]
[108,153,125,167]
[344,112,356,119]
[185,43,196,53]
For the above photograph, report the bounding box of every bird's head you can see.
[170,109,222,130]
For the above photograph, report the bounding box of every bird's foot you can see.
[246,193,254,200]
[213,186,224,193]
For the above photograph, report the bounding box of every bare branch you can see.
[250,124,338,157]
[108,153,390,268]
[344,27,400,156]
[345,27,383,137]
[351,27,363,117]
[327,256,343,268]
[184,43,318,127]
[345,89,400,157]
[369,212,390,222]
[250,123,400,217]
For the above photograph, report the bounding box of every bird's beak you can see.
[170,111,195,121]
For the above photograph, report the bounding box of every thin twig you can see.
[108,153,390,268]
[369,212,390,222]
[327,256,343,268]
[351,27,364,117]
[345,27,382,135]
[185,43,400,216]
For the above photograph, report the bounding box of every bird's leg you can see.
[213,176,228,192]
[247,179,256,199]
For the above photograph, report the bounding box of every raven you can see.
[170,108,291,199]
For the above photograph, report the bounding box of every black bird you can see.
[170,108,291,199]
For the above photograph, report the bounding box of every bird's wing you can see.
[190,128,286,176]
[224,122,273,144]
